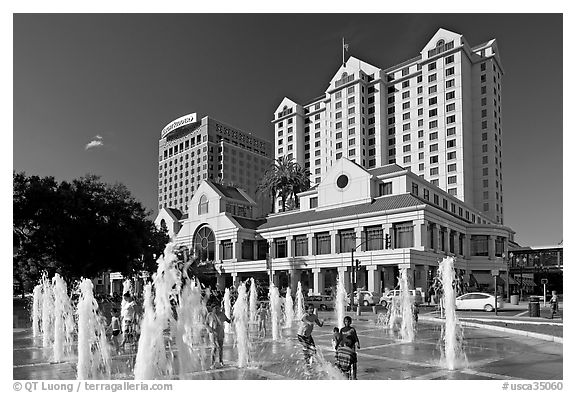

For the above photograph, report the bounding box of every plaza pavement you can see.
[13,305,562,380]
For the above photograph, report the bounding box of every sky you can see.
[12,13,563,247]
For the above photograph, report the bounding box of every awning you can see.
[514,277,536,287]
[471,273,507,287]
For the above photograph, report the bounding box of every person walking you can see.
[206,303,231,369]
[297,304,324,373]
[339,316,360,379]
[549,291,559,319]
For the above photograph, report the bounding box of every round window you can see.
[336,174,349,189]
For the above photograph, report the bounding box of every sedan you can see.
[455,292,504,312]
[305,295,334,311]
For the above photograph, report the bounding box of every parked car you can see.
[455,292,504,312]
[305,295,334,311]
[349,290,381,306]
[380,289,423,307]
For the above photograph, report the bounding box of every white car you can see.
[455,292,504,312]
[380,289,423,307]
[347,291,381,306]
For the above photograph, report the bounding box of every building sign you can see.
[161,113,197,138]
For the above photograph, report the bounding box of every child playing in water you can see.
[108,308,121,353]
[331,327,341,350]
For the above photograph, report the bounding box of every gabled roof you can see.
[166,207,183,220]
[209,182,251,203]
[368,164,406,177]
[259,193,426,230]
[231,216,267,230]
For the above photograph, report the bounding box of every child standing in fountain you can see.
[339,316,360,379]
[108,308,121,354]
[120,292,136,351]
[257,302,268,338]
[297,304,324,371]
[206,303,231,369]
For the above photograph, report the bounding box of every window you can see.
[447,139,456,148]
[448,175,457,184]
[403,145,411,153]
[429,97,438,106]
[470,235,488,256]
[430,167,439,176]
[448,163,457,172]
[445,55,454,64]
[337,229,356,253]
[428,73,437,82]
[447,115,456,124]
[315,232,331,255]
[402,91,410,99]
[429,120,438,129]
[428,85,437,94]
[365,225,383,250]
[446,103,456,112]
[428,62,437,71]
[430,155,438,164]
[222,240,233,260]
[412,182,419,195]
[198,195,209,214]
[394,222,414,248]
[446,67,455,76]
[447,127,456,136]
[379,182,392,196]
[429,108,438,117]
[430,143,438,152]
[295,235,308,256]
[402,80,409,88]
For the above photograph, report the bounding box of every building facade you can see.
[158,113,273,215]
[272,28,505,224]
[158,158,515,296]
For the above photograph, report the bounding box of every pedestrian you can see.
[297,304,324,373]
[257,302,268,337]
[550,291,559,319]
[120,292,136,351]
[107,308,121,354]
[331,327,340,350]
[205,302,231,369]
[339,316,360,379]
[413,303,419,323]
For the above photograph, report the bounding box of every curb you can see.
[420,316,563,344]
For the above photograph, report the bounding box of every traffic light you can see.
[355,259,361,270]
[385,233,391,249]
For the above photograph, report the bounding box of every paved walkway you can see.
[13,310,562,380]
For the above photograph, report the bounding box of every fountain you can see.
[31,284,43,337]
[269,284,281,340]
[76,278,111,379]
[387,297,402,331]
[438,257,468,370]
[133,283,162,379]
[283,286,294,329]
[295,281,305,322]
[41,273,54,348]
[335,273,347,329]
[223,288,233,334]
[232,281,250,368]
[52,273,75,362]
[399,268,415,342]
[249,277,258,324]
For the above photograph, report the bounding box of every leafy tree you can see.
[13,172,169,294]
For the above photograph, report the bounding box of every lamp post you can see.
[520,257,526,301]
[504,252,513,302]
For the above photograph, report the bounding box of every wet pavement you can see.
[13,312,562,380]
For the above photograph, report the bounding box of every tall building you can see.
[158,113,273,215]
[272,28,505,224]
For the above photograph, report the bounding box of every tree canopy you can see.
[257,157,311,212]
[13,172,169,293]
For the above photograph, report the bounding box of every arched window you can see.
[341,72,348,78]
[193,226,215,262]
[436,39,445,47]
[160,219,167,231]
[198,195,208,215]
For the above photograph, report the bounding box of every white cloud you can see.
[85,135,104,150]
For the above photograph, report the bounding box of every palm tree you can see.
[257,156,310,213]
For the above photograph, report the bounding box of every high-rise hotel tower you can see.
[158,113,273,215]
[272,28,505,224]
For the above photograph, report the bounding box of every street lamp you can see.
[520,257,527,301]
[503,252,513,302]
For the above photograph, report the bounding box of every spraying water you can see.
[283,287,294,329]
[232,282,250,368]
[224,288,232,334]
[136,243,181,378]
[41,273,54,348]
[76,278,111,380]
[175,276,205,376]
[52,273,75,362]
[249,277,258,324]
[387,297,402,331]
[133,283,163,379]
[335,273,347,329]
[399,268,415,342]
[31,284,43,337]
[295,282,305,322]
[438,257,467,370]
[269,284,281,340]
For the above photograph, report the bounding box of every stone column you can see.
[337,267,351,293]
[433,224,440,252]
[444,227,451,254]
[307,234,314,256]
[286,235,294,258]
[354,227,363,251]
[453,231,461,256]
[420,265,430,294]
[231,273,240,288]
[488,235,496,260]
[290,269,302,291]
[329,230,338,255]
[216,274,226,291]
[233,239,242,260]
[413,219,426,248]
[312,268,325,295]
[366,265,381,293]
[462,234,470,259]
